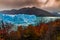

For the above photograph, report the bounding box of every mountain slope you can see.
[0,7,58,16]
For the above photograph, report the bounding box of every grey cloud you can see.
[0,0,59,11]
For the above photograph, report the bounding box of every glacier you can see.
[0,13,60,31]
[0,13,60,26]
[1,13,40,26]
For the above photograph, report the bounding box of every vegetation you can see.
[0,19,60,40]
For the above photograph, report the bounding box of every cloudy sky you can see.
[0,0,60,12]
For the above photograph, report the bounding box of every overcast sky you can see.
[0,0,60,12]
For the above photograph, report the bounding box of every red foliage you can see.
[0,19,60,40]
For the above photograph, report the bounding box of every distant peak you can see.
[0,7,59,17]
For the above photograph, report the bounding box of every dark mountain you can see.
[0,7,59,17]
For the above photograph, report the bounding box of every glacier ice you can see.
[0,13,60,31]
[0,13,60,26]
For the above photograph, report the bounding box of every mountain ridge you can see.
[0,7,58,17]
